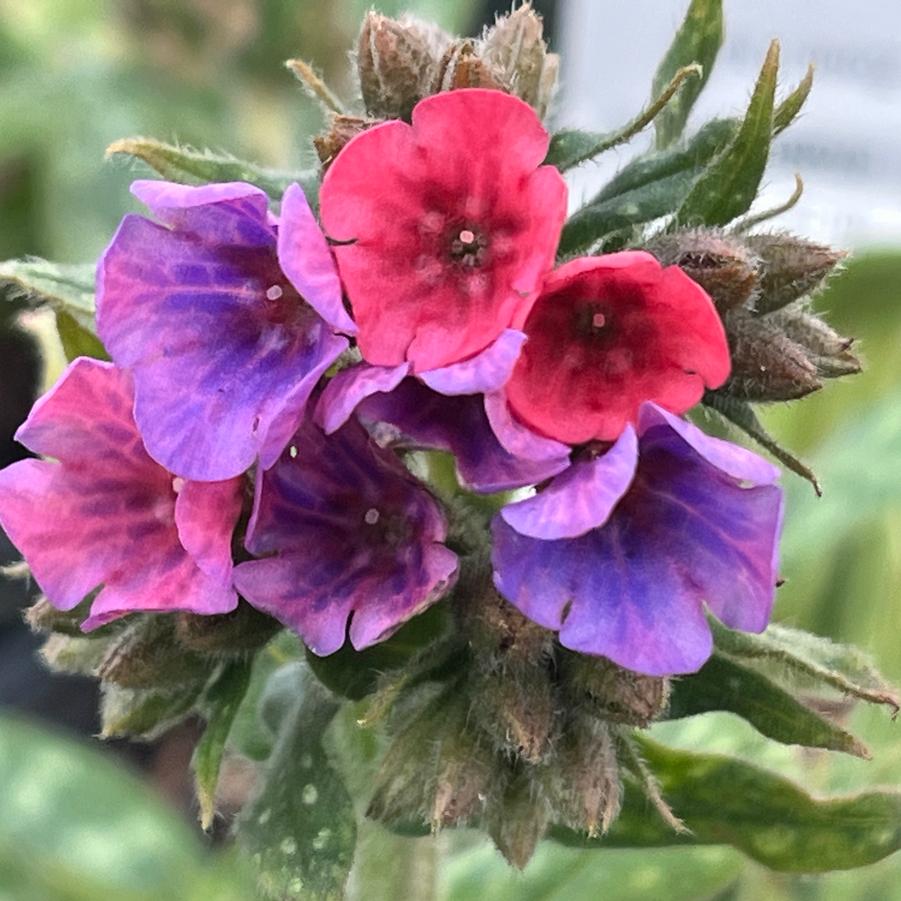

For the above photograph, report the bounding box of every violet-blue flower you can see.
[492,403,784,676]
[97,180,350,481]
[233,416,458,655]
[0,358,241,629]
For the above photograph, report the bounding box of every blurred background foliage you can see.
[0,1,898,899]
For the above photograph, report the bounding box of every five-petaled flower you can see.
[319,88,567,373]
[97,180,352,481]
[491,403,783,676]
[0,358,242,629]
[501,252,731,445]
[233,415,458,655]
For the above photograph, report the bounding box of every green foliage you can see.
[99,682,199,741]
[651,0,724,149]
[193,658,254,831]
[674,40,779,227]
[669,652,869,757]
[236,663,357,900]
[553,737,901,873]
[0,713,256,900]
[107,138,318,206]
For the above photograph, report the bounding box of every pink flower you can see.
[0,359,241,629]
[319,88,567,372]
[503,253,731,444]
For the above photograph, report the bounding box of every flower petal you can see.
[419,329,526,396]
[315,362,411,435]
[484,390,570,462]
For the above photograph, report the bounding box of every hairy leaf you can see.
[652,0,724,149]
[668,652,869,757]
[675,40,779,227]
[0,257,95,330]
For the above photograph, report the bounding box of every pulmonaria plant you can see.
[0,2,897,896]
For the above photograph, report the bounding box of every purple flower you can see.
[233,416,458,655]
[97,180,350,481]
[0,359,241,629]
[315,361,570,494]
[491,403,784,676]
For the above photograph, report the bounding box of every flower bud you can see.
[560,652,670,727]
[746,232,845,314]
[721,307,823,402]
[433,40,505,93]
[25,596,90,637]
[646,229,759,312]
[765,304,861,379]
[430,728,496,830]
[98,616,210,689]
[174,602,281,655]
[314,115,381,170]
[99,682,199,740]
[357,12,450,120]
[486,770,550,870]
[40,633,110,676]
[551,717,621,838]
[478,3,560,118]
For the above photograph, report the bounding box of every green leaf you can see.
[668,652,869,757]
[107,138,318,205]
[193,658,254,831]
[546,64,702,171]
[652,0,724,149]
[0,713,256,900]
[55,309,108,361]
[558,118,737,256]
[236,663,356,901]
[552,738,901,872]
[774,63,815,135]
[675,40,780,227]
[711,621,900,714]
[0,257,96,330]
[304,603,450,700]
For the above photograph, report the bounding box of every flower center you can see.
[574,301,613,340]
[448,225,488,268]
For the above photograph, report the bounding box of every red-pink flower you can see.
[503,252,731,444]
[319,88,567,372]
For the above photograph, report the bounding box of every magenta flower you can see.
[0,359,241,629]
[97,180,350,481]
[233,416,458,655]
[492,404,784,676]
[319,88,567,372]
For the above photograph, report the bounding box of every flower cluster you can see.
[0,83,791,678]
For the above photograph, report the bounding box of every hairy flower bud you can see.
[98,616,210,689]
[646,229,759,312]
[25,596,91,637]
[430,728,496,830]
[746,232,845,314]
[551,717,622,837]
[561,652,671,727]
[721,307,823,402]
[486,770,551,870]
[357,12,450,120]
[433,40,506,92]
[314,115,381,170]
[174,602,280,656]
[41,633,110,676]
[479,3,560,118]
[765,303,861,379]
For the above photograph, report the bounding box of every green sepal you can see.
[99,683,200,741]
[551,737,901,872]
[107,138,318,206]
[55,309,108,361]
[651,0,724,150]
[710,621,900,714]
[774,64,815,135]
[192,658,254,831]
[668,652,869,757]
[675,40,779,227]
[235,664,356,901]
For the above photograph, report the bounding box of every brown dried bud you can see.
[174,601,281,655]
[561,652,670,727]
[98,616,209,689]
[746,232,846,314]
[486,770,551,870]
[721,307,823,402]
[765,303,861,379]
[313,115,381,170]
[433,40,505,93]
[646,229,759,312]
[551,717,622,838]
[357,12,450,120]
[479,3,560,117]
